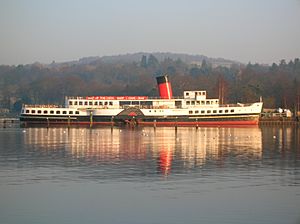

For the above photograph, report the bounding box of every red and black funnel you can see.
[156,75,173,99]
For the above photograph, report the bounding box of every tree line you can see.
[0,55,300,113]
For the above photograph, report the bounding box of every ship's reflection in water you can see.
[23,127,262,178]
[3,127,299,224]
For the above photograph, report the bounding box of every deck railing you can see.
[23,104,61,108]
[219,103,254,107]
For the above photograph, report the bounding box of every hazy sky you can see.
[1,0,300,65]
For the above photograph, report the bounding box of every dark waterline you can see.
[0,126,299,224]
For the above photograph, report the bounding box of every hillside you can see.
[60,52,240,68]
[98,52,239,67]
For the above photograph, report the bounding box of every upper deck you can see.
[65,90,220,110]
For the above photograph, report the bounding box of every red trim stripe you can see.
[21,120,259,126]
[138,120,259,126]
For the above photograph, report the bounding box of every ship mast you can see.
[218,75,225,105]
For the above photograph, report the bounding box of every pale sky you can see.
[0,0,300,65]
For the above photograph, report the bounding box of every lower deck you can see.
[19,113,260,127]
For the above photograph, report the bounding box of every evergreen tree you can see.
[148,54,159,68]
[140,55,147,68]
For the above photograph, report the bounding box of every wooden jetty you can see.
[0,118,19,128]
[259,117,299,126]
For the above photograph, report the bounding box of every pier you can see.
[0,118,19,128]
[259,117,299,126]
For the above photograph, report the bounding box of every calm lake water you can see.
[0,126,299,224]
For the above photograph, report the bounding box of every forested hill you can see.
[0,53,299,113]
[77,52,238,67]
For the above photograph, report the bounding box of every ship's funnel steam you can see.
[156,75,173,99]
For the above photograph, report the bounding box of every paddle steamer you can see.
[20,75,263,127]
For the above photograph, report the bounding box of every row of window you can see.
[148,109,164,113]
[69,100,157,107]
[189,109,235,114]
[146,109,235,114]
[69,101,113,106]
[186,100,218,105]
[24,109,79,115]
[185,91,206,96]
